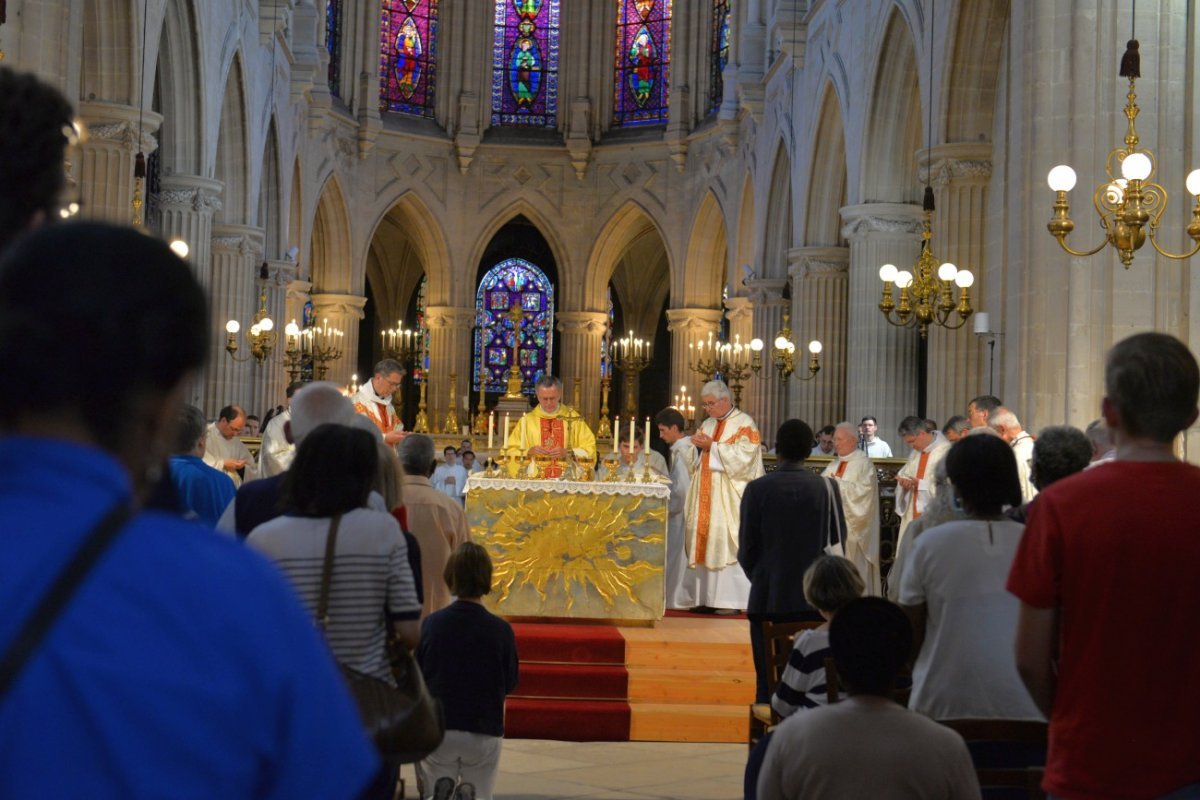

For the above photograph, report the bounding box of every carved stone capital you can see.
[839,203,923,240]
[423,305,477,330]
[556,311,609,335]
[286,280,314,301]
[311,292,368,321]
[211,225,265,258]
[919,143,994,187]
[263,259,300,287]
[788,246,849,280]
[665,307,724,334]
[79,102,161,153]
[158,175,224,214]
[724,296,754,322]
[744,278,789,307]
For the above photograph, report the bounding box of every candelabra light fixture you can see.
[688,332,762,407]
[611,331,652,420]
[673,385,696,425]
[225,285,277,364]
[282,320,303,382]
[1046,33,1200,267]
[752,308,822,381]
[302,318,344,380]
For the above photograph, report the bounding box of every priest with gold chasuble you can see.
[503,375,597,478]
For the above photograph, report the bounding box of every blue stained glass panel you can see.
[614,0,672,126]
[491,0,561,128]
[474,258,555,393]
[380,0,439,117]
[709,0,730,114]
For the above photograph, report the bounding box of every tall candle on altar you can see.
[644,416,651,456]
[629,414,635,452]
[503,413,509,446]
[613,416,619,453]
[488,412,495,450]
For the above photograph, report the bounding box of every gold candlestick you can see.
[504,302,525,398]
[413,377,430,433]
[596,375,613,439]
[473,363,489,434]
[443,373,460,435]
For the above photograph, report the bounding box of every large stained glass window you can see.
[380,0,439,116]
[613,0,672,126]
[491,0,561,128]
[326,0,344,97]
[474,258,554,394]
[709,1,730,115]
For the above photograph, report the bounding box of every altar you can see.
[465,474,670,622]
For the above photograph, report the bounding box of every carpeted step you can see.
[512,622,625,664]
[513,663,629,700]
[505,697,631,741]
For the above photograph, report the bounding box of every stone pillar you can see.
[923,143,992,428]
[789,246,849,429]
[665,307,724,428]
[155,175,223,408]
[310,293,367,386]
[724,296,756,415]
[77,102,160,225]
[745,278,789,446]
[840,203,924,453]
[208,225,265,415]
[556,312,609,426]
[255,259,301,418]
[423,306,477,433]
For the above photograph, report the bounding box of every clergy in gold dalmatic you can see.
[504,375,597,477]
[679,380,764,610]
[822,422,882,595]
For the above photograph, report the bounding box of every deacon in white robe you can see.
[679,381,764,611]
[822,423,882,595]
[504,376,596,478]
[431,448,469,502]
[894,417,952,549]
[352,359,406,446]
[258,411,293,478]
[657,412,698,610]
[989,408,1038,503]
[202,405,257,488]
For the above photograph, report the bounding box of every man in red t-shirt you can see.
[1008,332,1200,800]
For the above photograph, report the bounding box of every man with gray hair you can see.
[352,357,407,446]
[503,374,597,477]
[894,415,951,549]
[1085,418,1115,464]
[988,407,1037,501]
[822,422,881,594]
[400,433,471,617]
[168,405,236,528]
[678,380,764,612]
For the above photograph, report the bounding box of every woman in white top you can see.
[898,432,1043,721]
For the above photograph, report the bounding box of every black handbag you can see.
[316,514,444,764]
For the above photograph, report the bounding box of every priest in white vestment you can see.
[258,382,303,478]
[655,407,697,610]
[822,422,881,594]
[504,375,597,477]
[352,358,406,446]
[679,380,763,611]
[894,416,952,550]
[989,407,1038,502]
[202,405,257,488]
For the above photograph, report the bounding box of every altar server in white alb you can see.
[894,416,952,549]
[352,358,406,446]
[679,380,764,611]
[203,404,257,487]
[655,407,698,610]
[822,423,881,595]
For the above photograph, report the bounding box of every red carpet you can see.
[507,623,631,741]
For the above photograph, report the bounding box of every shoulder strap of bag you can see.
[824,476,847,551]
[315,513,343,633]
[0,503,133,699]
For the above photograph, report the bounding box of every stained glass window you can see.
[491,0,561,128]
[326,0,344,97]
[474,258,555,394]
[613,0,672,126]
[380,0,440,116]
[709,1,730,115]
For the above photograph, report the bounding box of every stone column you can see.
[76,102,160,225]
[745,278,789,446]
[724,296,757,415]
[423,306,477,433]
[839,203,924,452]
[310,293,367,386]
[556,311,609,426]
[208,225,265,415]
[255,259,301,418]
[923,143,992,427]
[788,246,849,429]
[155,175,223,408]
[665,307,724,427]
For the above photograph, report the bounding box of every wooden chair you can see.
[748,619,824,750]
[937,718,1049,800]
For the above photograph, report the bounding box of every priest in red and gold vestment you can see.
[504,375,596,478]
[352,358,406,446]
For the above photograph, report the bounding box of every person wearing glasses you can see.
[353,358,407,446]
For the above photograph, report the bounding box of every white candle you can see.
[644,416,651,456]
[503,413,510,446]
[613,416,620,453]
[488,412,495,450]
[629,415,635,452]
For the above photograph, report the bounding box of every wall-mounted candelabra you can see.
[688,333,761,407]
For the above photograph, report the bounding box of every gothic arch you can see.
[310,174,353,292]
[804,81,848,247]
[735,171,755,286]
[466,201,572,307]
[287,157,303,257]
[681,190,729,309]
[943,0,1008,143]
[860,5,922,204]
[213,52,250,224]
[258,118,282,257]
[584,200,674,315]
[762,141,792,278]
[152,0,204,175]
[81,0,137,104]
[364,191,452,322]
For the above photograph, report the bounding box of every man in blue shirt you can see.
[169,404,237,527]
[0,223,382,799]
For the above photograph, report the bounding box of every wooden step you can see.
[628,702,748,743]
[627,667,755,704]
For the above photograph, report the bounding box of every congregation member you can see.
[1011,332,1200,800]
[680,380,764,612]
[886,460,964,602]
[0,222,378,797]
[400,434,473,618]
[203,404,256,487]
[988,407,1037,502]
[810,425,836,456]
[966,394,1002,429]
[504,375,597,476]
[942,415,971,442]
[432,446,469,501]
[597,423,669,480]
[1085,417,1116,464]
[168,404,235,528]
[1006,425,1092,524]
[258,381,304,477]
[757,598,979,799]
[655,407,697,610]
[894,415,951,549]
[858,416,893,457]
[353,358,407,446]
[899,434,1041,722]
[738,419,842,702]
[821,422,881,594]
[217,382,357,537]
[417,542,519,800]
